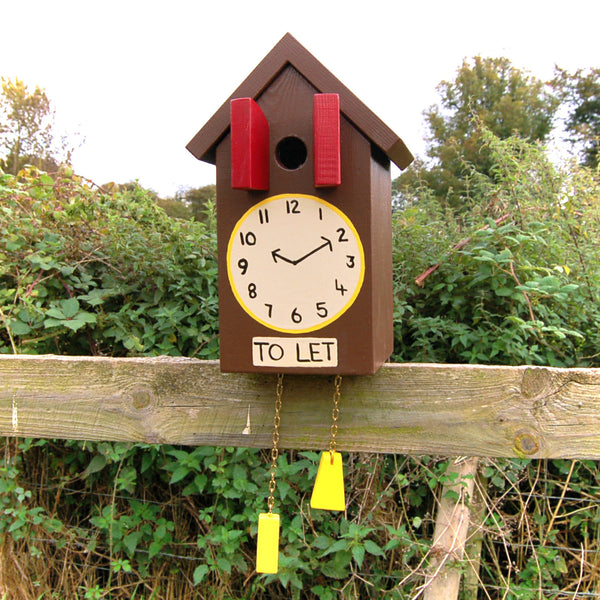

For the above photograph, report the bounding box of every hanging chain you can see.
[267,373,284,514]
[329,375,342,457]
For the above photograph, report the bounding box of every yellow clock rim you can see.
[226,193,366,334]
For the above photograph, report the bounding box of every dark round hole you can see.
[276,136,307,170]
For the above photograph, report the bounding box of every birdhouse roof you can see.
[186,33,414,170]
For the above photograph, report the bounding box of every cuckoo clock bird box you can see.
[187,33,413,375]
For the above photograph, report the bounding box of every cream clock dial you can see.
[227,193,365,334]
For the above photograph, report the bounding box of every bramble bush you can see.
[1,129,600,599]
[0,167,219,358]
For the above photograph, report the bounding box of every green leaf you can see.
[43,318,63,329]
[193,564,209,585]
[45,308,66,320]
[313,535,335,550]
[62,318,89,332]
[495,287,514,297]
[319,538,348,558]
[169,465,190,485]
[321,551,352,579]
[83,455,107,477]
[123,531,142,555]
[352,544,365,567]
[8,319,31,335]
[61,298,80,318]
[363,539,385,557]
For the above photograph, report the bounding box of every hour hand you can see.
[271,249,296,265]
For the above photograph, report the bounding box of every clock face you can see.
[227,194,365,334]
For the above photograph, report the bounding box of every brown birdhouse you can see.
[187,33,413,375]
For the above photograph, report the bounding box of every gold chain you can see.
[329,375,342,456]
[267,373,284,514]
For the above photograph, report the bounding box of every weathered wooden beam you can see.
[1,356,600,458]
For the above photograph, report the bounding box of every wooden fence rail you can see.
[2,355,600,458]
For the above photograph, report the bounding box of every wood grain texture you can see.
[313,93,341,187]
[424,457,480,600]
[2,356,600,458]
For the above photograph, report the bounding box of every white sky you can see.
[2,0,599,196]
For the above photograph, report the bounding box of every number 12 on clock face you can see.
[227,194,365,334]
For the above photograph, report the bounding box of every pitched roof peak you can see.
[187,33,413,170]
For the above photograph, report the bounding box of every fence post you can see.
[422,457,480,600]
[463,469,488,599]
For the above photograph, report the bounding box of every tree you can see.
[0,78,65,174]
[553,67,600,168]
[156,196,194,220]
[396,57,559,210]
[179,184,216,223]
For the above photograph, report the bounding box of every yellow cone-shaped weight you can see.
[256,512,280,573]
[310,451,346,511]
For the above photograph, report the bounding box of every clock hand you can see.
[271,237,333,266]
[271,249,296,265]
[292,237,333,265]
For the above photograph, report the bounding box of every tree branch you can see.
[414,214,511,287]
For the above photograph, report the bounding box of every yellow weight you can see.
[310,451,346,511]
[256,512,280,573]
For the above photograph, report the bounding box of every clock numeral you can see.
[248,283,258,299]
[337,227,349,242]
[346,255,355,269]
[286,199,301,214]
[316,301,328,319]
[335,279,348,296]
[318,207,323,221]
[265,303,273,318]
[291,307,302,323]
[258,209,269,224]
[240,231,257,246]
[237,258,249,275]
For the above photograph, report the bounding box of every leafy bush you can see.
[1,130,600,599]
[0,166,219,358]
[393,131,600,368]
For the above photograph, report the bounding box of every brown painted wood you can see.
[215,65,392,374]
[188,35,414,375]
[3,356,600,459]
[186,33,413,170]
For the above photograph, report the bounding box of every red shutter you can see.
[313,93,341,187]
[230,98,269,190]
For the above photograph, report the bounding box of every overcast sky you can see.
[2,0,599,196]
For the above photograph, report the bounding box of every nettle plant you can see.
[392,130,600,368]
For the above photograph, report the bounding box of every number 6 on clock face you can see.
[227,194,365,334]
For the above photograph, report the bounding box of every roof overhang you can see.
[186,33,414,170]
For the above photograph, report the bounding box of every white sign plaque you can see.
[252,337,338,367]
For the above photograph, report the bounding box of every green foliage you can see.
[0,78,68,174]
[553,66,600,168]
[176,184,217,223]
[1,125,600,598]
[397,56,559,209]
[0,166,219,357]
[393,130,600,367]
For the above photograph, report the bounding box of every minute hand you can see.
[292,236,333,265]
